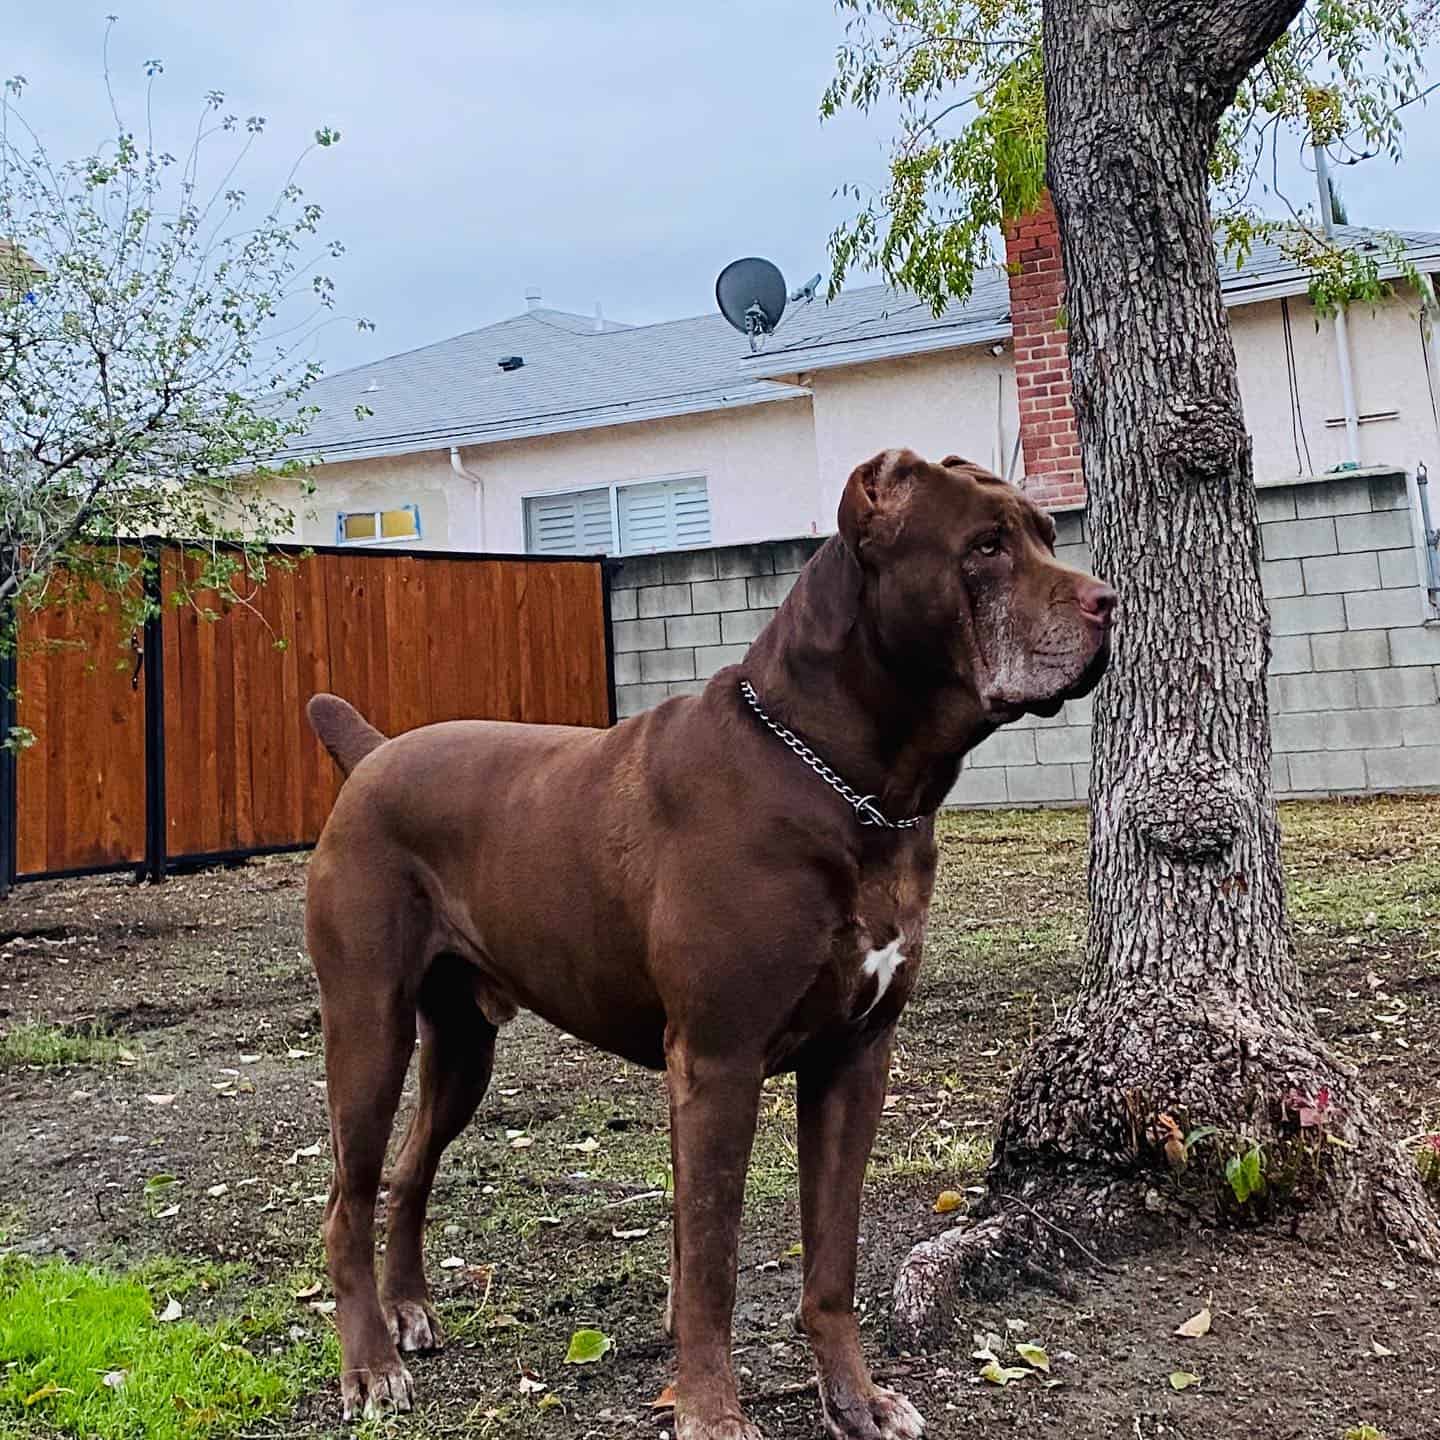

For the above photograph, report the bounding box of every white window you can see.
[337,504,422,545]
[524,477,710,556]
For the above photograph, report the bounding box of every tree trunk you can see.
[895,0,1439,1346]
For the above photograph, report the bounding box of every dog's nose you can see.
[1078,581,1117,628]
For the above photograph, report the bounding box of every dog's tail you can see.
[307,693,387,778]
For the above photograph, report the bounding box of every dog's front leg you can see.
[797,1029,925,1440]
[665,1037,765,1440]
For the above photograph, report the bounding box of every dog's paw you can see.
[339,1359,414,1422]
[868,1387,925,1440]
[675,1408,764,1440]
[385,1298,444,1352]
[820,1383,925,1440]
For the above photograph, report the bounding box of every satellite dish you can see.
[716,257,787,352]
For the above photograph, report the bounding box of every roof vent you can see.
[524,287,542,310]
[498,355,525,372]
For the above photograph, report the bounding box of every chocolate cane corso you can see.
[305,449,1114,1438]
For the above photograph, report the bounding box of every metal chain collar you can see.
[738,679,929,830]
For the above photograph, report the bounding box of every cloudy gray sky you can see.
[11,3,1440,376]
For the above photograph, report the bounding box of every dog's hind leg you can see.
[312,890,421,1421]
[381,956,497,1352]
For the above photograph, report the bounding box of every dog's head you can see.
[838,448,1114,721]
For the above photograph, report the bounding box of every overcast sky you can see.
[11,3,1440,376]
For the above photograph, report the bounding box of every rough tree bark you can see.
[895,0,1440,1345]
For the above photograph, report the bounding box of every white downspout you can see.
[449,446,486,551]
[1314,144,1361,467]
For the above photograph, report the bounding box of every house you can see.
[280,206,1440,802]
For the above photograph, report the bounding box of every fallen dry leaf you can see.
[933,1190,965,1214]
[144,1093,176,1106]
[157,1297,183,1323]
[650,1384,677,1410]
[1174,1307,1212,1339]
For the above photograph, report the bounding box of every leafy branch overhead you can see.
[822,0,1436,313]
[0,19,370,646]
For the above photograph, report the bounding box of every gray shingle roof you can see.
[289,226,1440,464]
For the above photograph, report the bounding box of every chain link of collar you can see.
[738,679,929,830]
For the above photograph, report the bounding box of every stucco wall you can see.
[1232,289,1437,483]
[807,348,1021,524]
[289,448,471,552]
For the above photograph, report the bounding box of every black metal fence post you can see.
[141,543,167,883]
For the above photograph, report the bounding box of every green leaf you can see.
[978,1360,1031,1385]
[563,1328,613,1365]
[1169,1371,1201,1391]
[1015,1342,1050,1372]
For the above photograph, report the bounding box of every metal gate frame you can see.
[0,542,617,897]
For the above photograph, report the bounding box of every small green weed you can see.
[0,1255,334,1439]
[0,1021,122,1069]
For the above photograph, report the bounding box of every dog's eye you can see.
[975,534,1003,557]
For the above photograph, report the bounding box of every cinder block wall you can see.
[609,538,824,719]
[609,470,1440,804]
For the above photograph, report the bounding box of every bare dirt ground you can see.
[2,797,1438,1440]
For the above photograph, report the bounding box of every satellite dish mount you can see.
[716,257,788,353]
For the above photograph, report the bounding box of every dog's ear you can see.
[838,449,919,557]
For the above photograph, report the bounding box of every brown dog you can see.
[305,449,1114,1438]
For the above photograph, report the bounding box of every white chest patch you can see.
[857,938,906,1020]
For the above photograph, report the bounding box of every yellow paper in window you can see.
[381,508,416,538]
[343,512,377,541]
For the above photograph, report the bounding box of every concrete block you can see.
[1399,706,1439,746]
[615,682,669,718]
[665,613,720,647]
[1257,486,1297,523]
[715,544,775,579]
[1295,477,1374,519]
[613,651,640,686]
[1269,635,1313,674]
[746,572,798,608]
[1035,726,1094,765]
[1336,509,1412,553]
[1071,762,1092,797]
[609,586,638,622]
[946,766,1009,807]
[1272,713,1328,753]
[1053,511,1086,546]
[1065,694,1095,726]
[1323,710,1403,750]
[1310,630,1388,671]
[1365,746,1440,788]
[1388,626,1440,666]
[1287,750,1367,792]
[690,578,749,613]
[1273,672,1357,712]
[968,729,1037,768]
[640,648,696,683]
[1262,517,1337,560]
[771,539,824,574]
[613,618,667,653]
[666,679,707,698]
[1261,559,1304,598]
[638,583,693,619]
[1368,473,1409,511]
[1356,667,1438,709]
[1301,551,1379,595]
[662,549,718,583]
[1006,764,1076,804]
[1344,587,1425,631]
[612,554,666,588]
[1271,754,1291,794]
[1055,543,1093,572]
[1379,548,1420,589]
[721,608,776,645]
[1268,593,1345,636]
[694,643,749,679]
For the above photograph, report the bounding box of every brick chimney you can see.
[1002,192,1084,508]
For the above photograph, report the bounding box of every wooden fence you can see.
[0,543,614,887]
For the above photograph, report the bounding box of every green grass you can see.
[0,1022,123,1069]
[0,1256,336,1440]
